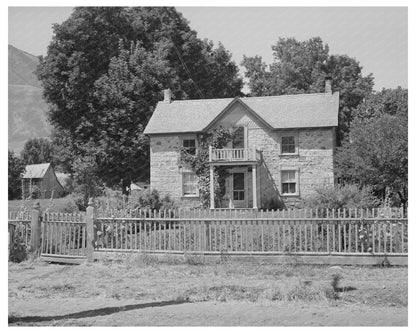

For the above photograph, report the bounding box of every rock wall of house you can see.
[149,100,335,209]
[149,135,200,208]
[248,127,335,208]
[211,102,335,208]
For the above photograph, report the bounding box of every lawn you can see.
[8,255,407,326]
[8,197,76,213]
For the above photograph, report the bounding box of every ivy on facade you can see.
[178,126,236,207]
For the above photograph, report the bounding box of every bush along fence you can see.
[8,201,408,265]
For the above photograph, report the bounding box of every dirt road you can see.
[9,298,407,326]
[8,259,408,326]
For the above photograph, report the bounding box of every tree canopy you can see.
[241,37,374,142]
[91,41,169,189]
[37,7,243,191]
[8,150,25,200]
[335,88,408,205]
[20,137,55,166]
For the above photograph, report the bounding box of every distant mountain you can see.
[8,45,50,153]
[9,45,42,87]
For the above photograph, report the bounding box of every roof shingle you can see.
[23,163,51,179]
[143,92,339,135]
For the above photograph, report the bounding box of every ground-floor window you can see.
[281,169,298,195]
[232,172,245,200]
[182,171,198,196]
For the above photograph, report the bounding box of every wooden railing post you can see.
[210,165,215,209]
[30,201,42,253]
[86,198,96,262]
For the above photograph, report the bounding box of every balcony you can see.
[209,146,261,165]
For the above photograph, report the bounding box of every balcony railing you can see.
[209,146,261,163]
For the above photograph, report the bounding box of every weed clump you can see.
[124,252,159,267]
[184,253,205,265]
[286,281,325,302]
[9,235,27,263]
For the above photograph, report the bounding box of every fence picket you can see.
[9,207,408,260]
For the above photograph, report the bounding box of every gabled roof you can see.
[23,163,51,179]
[143,92,339,135]
[203,98,274,132]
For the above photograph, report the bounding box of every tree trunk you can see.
[122,178,130,196]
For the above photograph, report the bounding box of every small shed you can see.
[22,163,65,199]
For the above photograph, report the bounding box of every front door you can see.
[231,172,246,208]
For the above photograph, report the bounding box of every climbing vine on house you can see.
[178,127,236,207]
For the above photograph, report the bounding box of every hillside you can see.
[8,45,50,153]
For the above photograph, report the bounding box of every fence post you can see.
[30,201,42,254]
[205,221,210,252]
[86,198,96,262]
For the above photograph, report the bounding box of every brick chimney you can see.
[325,76,332,94]
[163,88,172,103]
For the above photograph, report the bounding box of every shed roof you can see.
[23,163,51,179]
[143,92,339,135]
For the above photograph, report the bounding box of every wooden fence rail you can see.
[95,207,406,219]
[41,213,86,256]
[93,217,408,255]
[9,205,408,265]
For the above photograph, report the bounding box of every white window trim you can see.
[181,170,199,198]
[181,134,198,155]
[280,167,300,196]
[279,132,299,156]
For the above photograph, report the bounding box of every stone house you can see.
[144,80,339,209]
[22,163,65,199]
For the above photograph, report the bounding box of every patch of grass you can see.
[184,253,206,266]
[208,285,264,302]
[124,252,160,268]
[8,197,75,213]
[263,288,285,301]
[50,283,75,292]
[283,279,326,302]
[8,260,407,308]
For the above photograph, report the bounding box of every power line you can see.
[170,41,204,99]
[157,16,204,99]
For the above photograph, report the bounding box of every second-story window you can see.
[281,136,296,154]
[183,139,196,155]
[232,127,245,148]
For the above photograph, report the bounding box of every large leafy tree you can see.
[241,37,374,142]
[92,41,170,190]
[21,137,55,166]
[335,88,408,205]
[37,7,243,191]
[8,150,25,200]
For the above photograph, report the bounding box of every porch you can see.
[209,146,261,164]
[208,146,261,209]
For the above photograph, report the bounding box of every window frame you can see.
[182,170,199,197]
[280,168,300,196]
[279,132,299,156]
[182,138,197,155]
[232,127,246,149]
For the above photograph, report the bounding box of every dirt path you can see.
[9,298,407,326]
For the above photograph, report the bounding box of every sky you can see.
[8,6,408,91]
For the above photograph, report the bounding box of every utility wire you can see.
[171,41,205,99]
[157,15,204,99]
